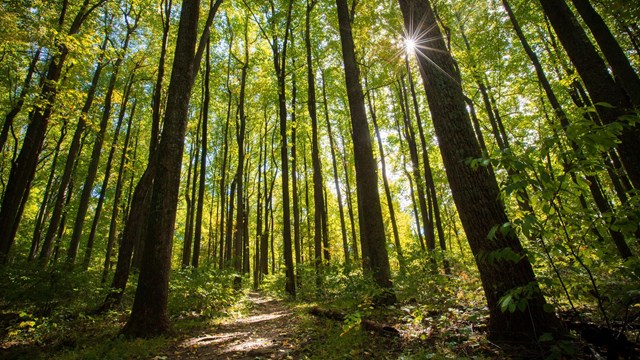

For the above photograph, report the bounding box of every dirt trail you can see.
[163,292,302,359]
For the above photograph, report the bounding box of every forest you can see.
[0,0,639,358]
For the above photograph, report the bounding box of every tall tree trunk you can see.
[322,71,348,266]
[218,28,234,269]
[233,22,249,288]
[306,1,329,277]
[100,156,153,312]
[102,100,136,281]
[270,0,296,297]
[368,86,405,274]
[406,59,450,273]
[122,0,204,337]
[125,1,174,272]
[335,0,394,300]
[291,59,302,286]
[182,123,200,268]
[261,133,276,278]
[254,120,265,287]
[29,123,67,261]
[398,76,435,252]
[193,38,211,268]
[149,0,173,160]
[338,132,359,262]
[394,109,426,251]
[398,0,562,342]
[83,72,136,269]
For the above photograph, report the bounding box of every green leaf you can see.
[539,332,554,342]
[487,224,499,240]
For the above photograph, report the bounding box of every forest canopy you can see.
[0,0,639,358]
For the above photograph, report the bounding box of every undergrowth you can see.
[0,263,242,359]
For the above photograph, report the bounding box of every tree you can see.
[335,0,394,301]
[244,0,296,296]
[396,0,562,342]
[122,0,222,337]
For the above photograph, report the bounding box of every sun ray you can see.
[397,8,462,87]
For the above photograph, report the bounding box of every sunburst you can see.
[398,9,460,85]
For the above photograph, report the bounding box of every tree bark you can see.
[335,0,394,300]
[122,0,203,337]
[268,0,296,297]
[369,87,405,274]
[398,76,435,253]
[233,22,249,288]
[102,100,136,281]
[308,1,329,281]
[397,0,562,342]
[406,58,450,273]
[291,59,302,286]
[193,38,211,268]
[322,71,349,266]
[83,71,136,269]
[29,123,67,261]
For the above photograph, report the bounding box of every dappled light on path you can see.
[165,293,301,359]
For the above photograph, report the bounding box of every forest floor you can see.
[160,292,305,359]
[157,291,500,360]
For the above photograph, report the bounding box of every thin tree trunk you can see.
[39,38,108,264]
[406,59,450,273]
[0,47,42,153]
[395,110,426,251]
[218,27,234,269]
[369,86,405,274]
[102,100,136,281]
[193,38,211,268]
[335,0,394,300]
[83,72,136,269]
[269,0,296,297]
[291,58,302,286]
[338,132,359,262]
[398,77,434,252]
[254,120,265,288]
[233,22,249,288]
[29,123,67,261]
[182,122,200,268]
[322,71,348,266]
[67,17,138,265]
